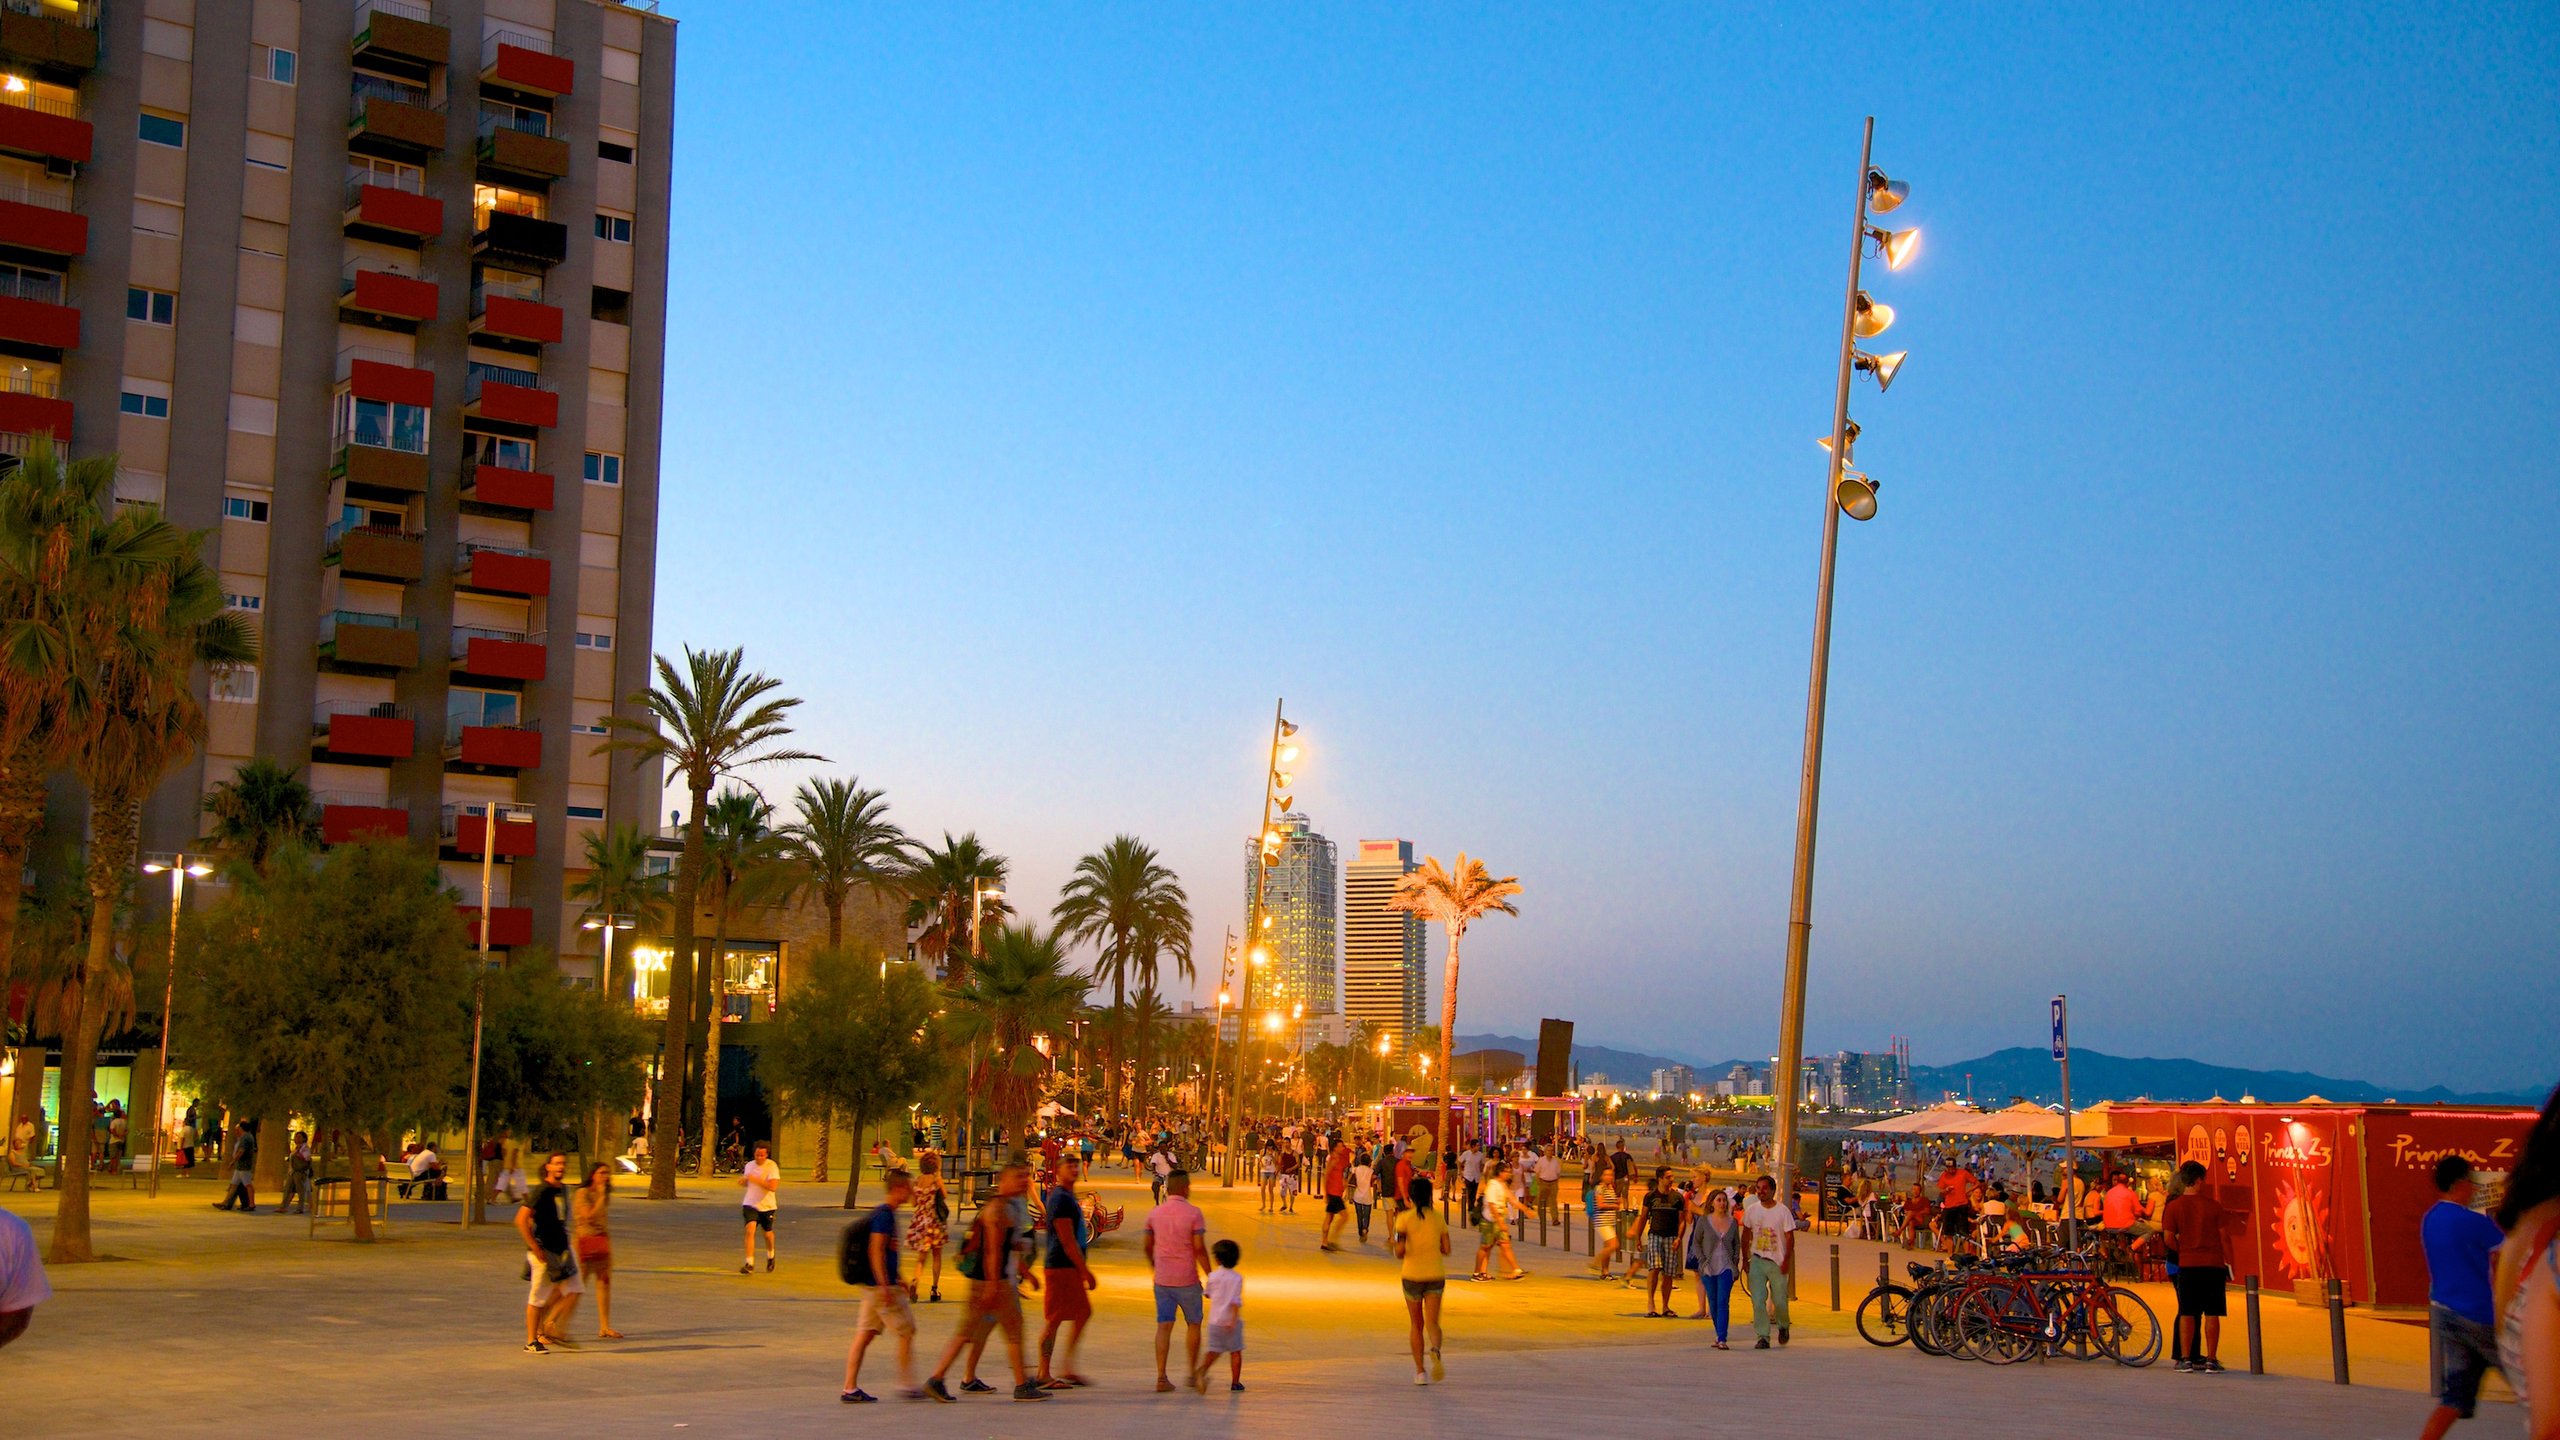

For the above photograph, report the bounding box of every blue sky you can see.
[650,4,2558,1093]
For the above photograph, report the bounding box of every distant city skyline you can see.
[1244,812,1338,1018]
[1342,838,1427,1041]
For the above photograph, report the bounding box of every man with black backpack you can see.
[925,1161,1048,1403]
[840,1168,917,1403]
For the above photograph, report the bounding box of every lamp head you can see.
[1835,470,1880,522]
[187,864,214,877]
[1276,742,1300,765]
[1871,225,1920,270]
[1854,350,1907,392]
[1866,168,1908,214]
[1851,291,1894,340]
[1279,719,1298,738]
[1816,419,1861,462]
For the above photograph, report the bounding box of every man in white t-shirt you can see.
[1536,1148,1563,1221]
[738,1140,782,1274]
[0,1206,49,1348]
[1740,1175,1797,1348]
[1459,1145,1486,1224]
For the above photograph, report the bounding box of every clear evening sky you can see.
[650,5,2557,1093]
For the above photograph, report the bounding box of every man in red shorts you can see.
[1034,1155,1097,1389]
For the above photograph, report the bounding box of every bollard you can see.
[1588,1206,1597,1257]
[1829,1243,1841,1312]
[2245,1274,2264,1375]
[1878,1249,1891,1293]
[2327,1278,2350,1385]
[1539,1208,1549,1247]
[1563,1204,1572,1250]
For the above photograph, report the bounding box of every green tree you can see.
[472,950,653,1152]
[197,757,319,876]
[176,840,472,1243]
[565,822,671,1005]
[1051,835,1191,1118]
[1387,854,1522,1195]
[774,777,911,1181]
[942,925,1088,1160]
[600,646,819,1199]
[766,949,945,1207]
[52,522,255,1261]
[695,787,789,1178]
[901,832,1009,987]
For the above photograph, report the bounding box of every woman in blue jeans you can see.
[1688,1187,1745,1348]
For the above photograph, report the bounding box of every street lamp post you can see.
[1223,699,1297,1183]
[580,912,635,1160]
[139,853,213,1200]
[962,879,1002,1171]
[463,802,534,1228]
[1292,1002,1307,1124]
[1771,117,1921,1206]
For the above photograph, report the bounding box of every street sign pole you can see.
[2053,994,2074,1249]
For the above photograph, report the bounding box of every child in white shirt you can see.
[1191,1239,1245,1392]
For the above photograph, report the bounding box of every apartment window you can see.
[594,212,632,244]
[473,184,546,230]
[352,155,424,191]
[223,496,270,523]
[448,688,521,729]
[591,286,629,324]
[0,262,62,306]
[224,592,262,613]
[582,452,621,487]
[566,805,605,820]
[126,287,176,325]
[602,45,641,85]
[574,630,612,651]
[596,140,632,164]
[138,111,187,148]
[211,668,258,704]
[464,430,535,470]
[482,99,550,138]
[258,46,297,85]
[336,390,428,453]
[569,721,610,737]
[133,200,184,239]
[229,394,278,436]
[245,133,291,172]
[121,391,171,419]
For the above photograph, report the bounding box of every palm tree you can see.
[940,924,1088,1159]
[56,530,256,1260]
[775,777,910,1179]
[198,757,318,876]
[1125,986,1177,1118]
[600,646,819,1199]
[0,441,186,1017]
[1051,835,1192,1116]
[566,822,672,1004]
[1388,854,1522,1194]
[694,786,789,1178]
[902,832,1008,987]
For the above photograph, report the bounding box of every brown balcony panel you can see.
[318,712,416,761]
[337,443,429,500]
[323,803,411,844]
[450,814,537,857]
[474,295,562,346]
[331,528,424,582]
[0,390,70,442]
[0,195,84,256]
[342,269,439,327]
[456,635,545,681]
[480,126,568,181]
[486,43,572,98]
[456,904,534,948]
[461,462,552,513]
[0,12,99,73]
[453,724,541,770]
[345,184,444,241]
[0,104,90,164]
[0,293,77,350]
[351,96,445,153]
[323,624,420,671]
[355,11,450,68]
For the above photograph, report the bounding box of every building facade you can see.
[1242,810,1336,1018]
[1341,836,1423,1041]
[8,0,676,977]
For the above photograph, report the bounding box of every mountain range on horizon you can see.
[1455,1033,2552,1108]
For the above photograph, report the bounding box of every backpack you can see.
[839,1206,890,1286]
[956,1218,984,1280]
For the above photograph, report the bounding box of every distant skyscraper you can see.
[1245,813,1338,1017]
[1343,839,1425,1041]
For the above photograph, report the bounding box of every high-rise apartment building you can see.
[8,0,675,978]
[1242,811,1336,1017]
[1342,837,1424,1040]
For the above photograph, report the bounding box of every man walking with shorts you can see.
[516,1152,583,1354]
[1143,1167,1211,1392]
[1320,1141,1352,1251]
[842,1168,918,1402]
[2162,1159,2234,1373]
[2418,1155,2507,1437]
[739,1140,781,1274]
[926,1161,1048,1402]
[1034,1155,1097,1390]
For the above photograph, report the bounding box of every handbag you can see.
[544,1251,577,1283]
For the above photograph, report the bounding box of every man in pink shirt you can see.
[1142,1168,1211,1393]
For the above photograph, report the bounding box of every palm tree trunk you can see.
[49,788,138,1263]
[696,893,728,1180]
[1434,926,1464,1197]
[812,1111,830,1184]
[1110,969,1125,1120]
[648,784,707,1199]
[825,896,843,949]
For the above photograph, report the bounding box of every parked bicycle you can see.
[1858,1247,2159,1368]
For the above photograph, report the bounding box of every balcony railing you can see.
[0,176,72,211]
[472,271,542,306]
[322,517,423,551]
[354,0,436,26]
[450,623,541,655]
[464,362,544,401]
[2,0,98,28]
[332,421,428,458]
[341,255,425,290]
[0,268,63,305]
[317,609,417,641]
[0,372,59,398]
[337,343,422,379]
[350,72,431,108]
[477,104,550,139]
[311,698,410,731]
[481,28,557,68]
[0,87,78,120]
[456,540,544,564]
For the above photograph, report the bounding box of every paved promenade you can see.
[0,1166,2500,1437]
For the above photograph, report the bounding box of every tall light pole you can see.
[962,878,1002,1170]
[1375,1030,1393,1107]
[1223,699,1297,1183]
[1771,117,1922,1207]
[463,802,535,1228]
[1291,1001,1307,1124]
[139,852,213,1199]
[581,912,635,1159]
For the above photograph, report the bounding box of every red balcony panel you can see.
[464,463,553,512]
[347,357,433,407]
[458,635,546,681]
[0,294,77,349]
[462,550,548,596]
[0,105,91,164]
[473,380,556,429]
[346,269,439,323]
[322,804,410,844]
[349,184,444,239]
[455,724,542,769]
[0,390,70,441]
[456,904,535,948]
[0,196,84,256]
[452,814,537,857]
[324,712,416,759]
[476,295,561,345]
[488,43,574,98]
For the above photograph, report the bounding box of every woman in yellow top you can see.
[1393,1174,1453,1386]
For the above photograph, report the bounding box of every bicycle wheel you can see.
[1856,1284,1914,1347]
[1957,1285,2039,1365]
[1910,1285,1960,1358]
[2092,1285,2162,1367]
